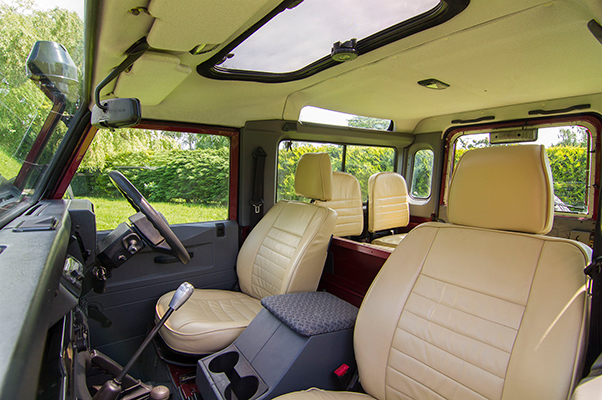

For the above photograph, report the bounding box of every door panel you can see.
[87,220,238,364]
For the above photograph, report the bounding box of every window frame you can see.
[408,146,435,201]
[197,0,470,83]
[55,120,240,222]
[441,114,602,220]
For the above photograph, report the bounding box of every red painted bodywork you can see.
[318,237,392,307]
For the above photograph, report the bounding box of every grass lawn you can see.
[0,148,22,179]
[79,196,228,231]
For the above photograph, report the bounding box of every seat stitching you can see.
[409,290,522,331]
[253,255,288,278]
[500,240,546,397]
[402,308,514,354]
[384,227,442,393]
[387,363,488,400]
[386,366,442,400]
[419,272,527,307]
[265,228,301,249]
[255,252,290,272]
[395,325,506,380]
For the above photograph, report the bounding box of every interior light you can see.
[418,78,450,90]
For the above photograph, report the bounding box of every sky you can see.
[2,0,84,19]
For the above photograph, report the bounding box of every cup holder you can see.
[224,376,259,400]
[209,352,240,373]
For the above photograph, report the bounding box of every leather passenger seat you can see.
[316,171,363,237]
[155,153,337,354]
[368,172,410,248]
[276,144,591,400]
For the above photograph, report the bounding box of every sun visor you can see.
[114,52,191,106]
[146,0,273,52]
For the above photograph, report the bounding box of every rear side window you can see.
[72,128,232,230]
[277,140,395,202]
[411,149,434,199]
[446,125,594,215]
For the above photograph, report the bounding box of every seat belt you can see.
[584,190,602,374]
[250,147,267,230]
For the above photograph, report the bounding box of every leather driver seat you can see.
[276,145,591,400]
[155,153,337,354]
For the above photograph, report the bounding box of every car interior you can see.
[1,0,602,399]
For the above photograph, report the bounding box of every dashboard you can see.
[0,199,96,400]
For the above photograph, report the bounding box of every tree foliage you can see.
[277,141,394,201]
[0,1,83,175]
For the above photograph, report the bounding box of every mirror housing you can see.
[91,98,141,129]
[26,41,78,101]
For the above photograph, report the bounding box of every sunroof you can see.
[220,0,441,73]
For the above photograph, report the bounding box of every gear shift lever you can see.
[93,282,195,400]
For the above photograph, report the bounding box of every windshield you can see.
[0,1,84,217]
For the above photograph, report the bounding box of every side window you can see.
[411,149,434,199]
[447,125,594,215]
[277,140,395,202]
[73,128,231,230]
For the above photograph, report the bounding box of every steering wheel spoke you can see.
[109,171,190,265]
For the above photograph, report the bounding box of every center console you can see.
[197,292,359,400]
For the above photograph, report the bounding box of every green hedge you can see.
[455,145,588,212]
[72,148,230,204]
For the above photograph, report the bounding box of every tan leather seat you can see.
[276,145,591,400]
[368,172,409,248]
[156,153,337,354]
[316,171,363,237]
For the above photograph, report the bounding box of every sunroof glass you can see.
[219,0,441,73]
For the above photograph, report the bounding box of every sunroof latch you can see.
[331,39,358,62]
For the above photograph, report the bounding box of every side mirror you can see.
[26,41,78,101]
[91,98,141,129]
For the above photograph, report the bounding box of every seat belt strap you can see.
[585,256,602,373]
[250,147,267,229]
[584,178,602,373]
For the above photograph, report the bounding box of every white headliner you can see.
[90,0,602,133]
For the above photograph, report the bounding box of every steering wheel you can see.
[108,171,190,265]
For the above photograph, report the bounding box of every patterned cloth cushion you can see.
[261,292,359,337]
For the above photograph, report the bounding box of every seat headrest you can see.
[448,144,554,234]
[295,153,333,201]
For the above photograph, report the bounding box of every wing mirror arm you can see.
[91,38,148,129]
[93,37,148,111]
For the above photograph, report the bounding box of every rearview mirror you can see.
[91,98,141,129]
[26,41,78,101]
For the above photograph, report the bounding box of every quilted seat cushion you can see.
[156,289,262,354]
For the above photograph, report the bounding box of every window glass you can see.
[220,0,440,73]
[299,106,392,131]
[277,140,395,202]
[345,145,395,200]
[0,2,84,222]
[73,129,230,230]
[449,125,592,215]
[277,141,343,202]
[411,149,434,198]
